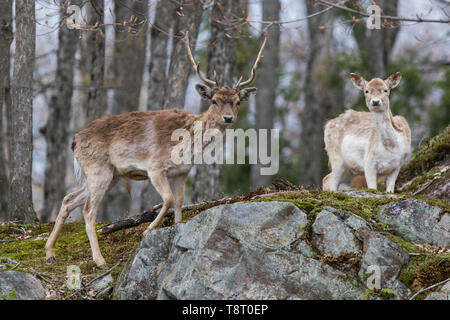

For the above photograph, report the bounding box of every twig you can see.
[69,260,122,299]
[409,278,450,300]
[84,261,122,288]
[318,0,450,24]
[413,179,436,195]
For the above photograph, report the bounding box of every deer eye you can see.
[236,101,240,106]
[212,99,217,105]
[365,90,369,94]
[384,90,388,93]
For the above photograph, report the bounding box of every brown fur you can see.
[45,86,256,268]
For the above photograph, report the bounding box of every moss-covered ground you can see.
[1,187,448,300]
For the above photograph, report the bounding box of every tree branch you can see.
[318,0,450,24]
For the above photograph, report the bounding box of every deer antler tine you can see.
[184,31,216,86]
[213,70,219,86]
[236,34,268,89]
[234,76,243,89]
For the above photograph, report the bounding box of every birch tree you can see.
[299,0,335,188]
[42,1,81,222]
[251,0,280,189]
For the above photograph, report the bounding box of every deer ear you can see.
[239,87,257,101]
[385,72,402,89]
[349,73,367,91]
[195,84,213,100]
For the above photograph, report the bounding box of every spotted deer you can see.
[323,72,411,193]
[45,33,267,268]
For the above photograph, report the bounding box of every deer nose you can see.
[223,116,233,123]
[371,99,381,106]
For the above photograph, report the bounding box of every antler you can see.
[235,34,268,89]
[184,31,218,87]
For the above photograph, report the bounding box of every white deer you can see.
[45,34,267,268]
[323,72,411,193]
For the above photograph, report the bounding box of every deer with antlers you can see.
[323,72,411,193]
[45,33,267,268]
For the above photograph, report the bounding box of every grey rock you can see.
[312,207,361,256]
[114,226,179,300]
[343,191,399,199]
[116,201,368,300]
[89,273,113,292]
[0,271,46,300]
[359,231,410,299]
[440,280,450,295]
[95,286,113,300]
[425,292,447,300]
[379,199,445,246]
[294,241,315,258]
[0,265,7,271]
[432,213,450,248]
[116,201,420,300]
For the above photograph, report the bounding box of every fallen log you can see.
[97,196,241,235]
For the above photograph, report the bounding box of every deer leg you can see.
[385,168,400,193]
[83,167,115,268]
[172,173,188,223]
[329,161,345,191]
[45,187,88,262]
[364,165,378,190]
[322,173,331,191]
[143,170,174,236]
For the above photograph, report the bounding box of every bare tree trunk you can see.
[85,0,107,123]
[163,0,204,109]
[99,0,148,222]
[141,0,177,212]
[42,2,80,222]
[192,0,243,202]
[251,0,280,189]
[147,0,176,110]
[353,0,399,77]
[298,0,335,188]
[0,0,13,221]
[8,0,36,223]
[111,0,147,113]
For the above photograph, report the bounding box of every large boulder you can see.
[115,201,413,300]
[0,271,46,300]
[379,199,449,247]
[312,207,365,256]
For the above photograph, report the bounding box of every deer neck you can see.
[370,105,398,150]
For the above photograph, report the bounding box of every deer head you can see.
[184,32,267,126]
[350,72,402,113]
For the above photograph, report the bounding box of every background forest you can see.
[0,0,449,224]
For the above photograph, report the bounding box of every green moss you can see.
[362,289,374,300]
[397,125,450,185]
[0,288,17,300]
[0,221,146,299]
[398,253,450,288]
[383,234,424,253]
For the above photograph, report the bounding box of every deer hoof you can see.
[46,257,57,263]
